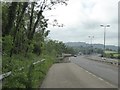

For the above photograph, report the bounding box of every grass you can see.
[105,51,117,54]
[113,53,120,57]
[2,53,55,88]
[105,50,120,59]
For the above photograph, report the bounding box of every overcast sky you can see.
[44,0,118,46]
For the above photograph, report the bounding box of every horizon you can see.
[64,41,118,46]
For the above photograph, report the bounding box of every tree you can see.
[2,0,69,57]
[2,1,70,88]
[10,2,28,57]
[3,2,18,36]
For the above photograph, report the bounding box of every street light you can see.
[100,24,110,57]
[88,36,94,54]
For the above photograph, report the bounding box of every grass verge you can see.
[2,53,55,88]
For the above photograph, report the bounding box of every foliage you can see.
[2,54,54,88]
[2,35,13,56]
[70,46,103,55]
[104,50,120,59]
[1,1,77,88]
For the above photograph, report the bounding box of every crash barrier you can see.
[56,54,72,63]
[0,59,45,81]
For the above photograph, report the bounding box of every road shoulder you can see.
[40,63,116,88]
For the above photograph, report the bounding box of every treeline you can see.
[2,1,67,57]
[70,46,103,55]
[2,1,76,88]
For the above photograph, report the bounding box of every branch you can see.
[30,10,43,39]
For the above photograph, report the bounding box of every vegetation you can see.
[68,46,103,55]
[1,1,77,88]
[104,50,120,59]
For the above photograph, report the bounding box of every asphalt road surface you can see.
[41,62,117,88]
[70,56,118,87]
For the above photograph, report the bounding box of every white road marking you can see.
[92,74,97,77]
[85,71,89,73]
[98,77,103,81]
[79,66,115,87]
[105,81,115,87]
[88,72,92,75]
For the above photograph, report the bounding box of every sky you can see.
[44,0,119,46]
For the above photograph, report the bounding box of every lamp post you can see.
[88,36,94,54]
[100,25,110,57]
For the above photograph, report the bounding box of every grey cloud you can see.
[47,0,118,46]
[81,20,102,30]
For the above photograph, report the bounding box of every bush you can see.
[118,55,120,59]
[2,35,13,56]
[2,53,55,88]
[110,53,114,58]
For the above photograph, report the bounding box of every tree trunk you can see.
[10,2,28,57]
[3,2,17,36]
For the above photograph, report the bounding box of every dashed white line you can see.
[105,81,115,87]
[92,74,96,77]
[88,72,92,75]
[79,66,116,88]
[98,77,103,81]
[85,71,89,73]
[81,68,97,78]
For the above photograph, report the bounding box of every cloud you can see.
[46,0,119,46]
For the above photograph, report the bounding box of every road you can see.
[41,62,117,88]
[70,55,118,87]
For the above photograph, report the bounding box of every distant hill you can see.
[65,42,118,51]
